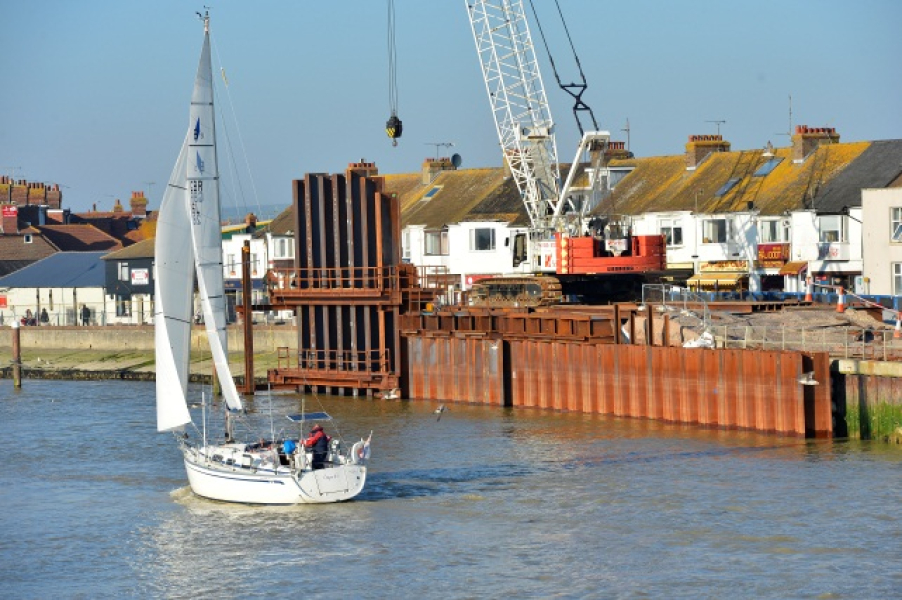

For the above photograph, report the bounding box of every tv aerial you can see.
[425,142,454,160]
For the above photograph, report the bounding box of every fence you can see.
[0,301,152,327]
[641,284,711,331]
[714,324,902,361]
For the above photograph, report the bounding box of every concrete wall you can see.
[0,324,298,352]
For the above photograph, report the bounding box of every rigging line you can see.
[387,0,399,116]
[526,0,598,134]
[210,32,263,219]
[553,0,588,82]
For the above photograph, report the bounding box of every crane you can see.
[465,0,611,273]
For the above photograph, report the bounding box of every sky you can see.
[2,0,900,218]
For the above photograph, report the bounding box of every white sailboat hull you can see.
[183,447,367,505]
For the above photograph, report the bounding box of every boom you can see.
[466,0,562,233]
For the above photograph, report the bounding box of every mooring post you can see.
[11,320,22,388]
[241,240,255,394]
[613,304,621,344]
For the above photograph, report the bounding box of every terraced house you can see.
[385,127,902,299]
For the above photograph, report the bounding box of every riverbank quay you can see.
[3,319,901,442]
[0,324,295,386]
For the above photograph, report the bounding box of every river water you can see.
[1,379,900,599]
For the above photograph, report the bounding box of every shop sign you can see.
[757,243,789,262]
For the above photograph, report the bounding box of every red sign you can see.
[0,295,7,309]
[1,205,17,218]
[757,243,789,262]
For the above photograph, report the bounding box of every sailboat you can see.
[154,12,370,505]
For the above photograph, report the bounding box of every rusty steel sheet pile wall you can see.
[406,336,504,405]
[269,168,402,393]
[402,308,833,437]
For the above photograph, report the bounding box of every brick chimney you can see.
[45,184,61,209]
[129,191,147,217]
[112,198,124,212]
[0,176,11,203]
[422,157,456,185]
[792,125,840,163]
[685,135,731,170]
[347,159,379,179]
[244,212,258,232]
[1,203,19,234]
[603,141,633,164]
[11,180,27,205]
[27,182,46,206]
[346,160,384,192]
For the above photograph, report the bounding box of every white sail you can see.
[188,17,243,412]
[154,134,194,432]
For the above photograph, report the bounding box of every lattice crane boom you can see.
[466,0,562,234]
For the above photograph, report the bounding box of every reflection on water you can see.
[1,379,901,598]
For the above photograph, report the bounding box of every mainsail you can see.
[155,14,242,433]
[187,16,243,413]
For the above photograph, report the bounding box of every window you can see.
[759,219,788,243]
[714,178,741,197]
[402,230,410,260]
[273,238,294,259]
[607,168,633,190]
[753,157,783,177]
[116,296,131,317]
[659,219,683,247]
[892,207,902,242]
[817,215,846,243]
[226,254,237,275]
[470,227,496,252]
[421,186,442,201]
[118,263,129,282]
[895,263,902,295]
[702,219,729,244]
[24,234,32,244]
[424,229,449,255]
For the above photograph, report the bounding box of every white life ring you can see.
[350,441,364,464]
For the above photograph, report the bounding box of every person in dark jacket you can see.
[303,424,330,470]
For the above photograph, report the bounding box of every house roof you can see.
[71,212,151,245]
[387,168,528,229]
[0,233,60,261]
[35,224,123,252]
[0,252,107,288]
[261,206,295,237]
[596,140,875,217]
[0,259,36,278]
[102,237,155,260]
[810,139,902,213]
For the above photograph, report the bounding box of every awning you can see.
[778,261,808,276]
[686,272,747,289]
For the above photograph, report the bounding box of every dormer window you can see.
[23,234,32,244]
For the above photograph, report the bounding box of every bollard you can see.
[11,320,22,388]
[895,314,901,340]
[836,287,845,313]
[804,277,813,303]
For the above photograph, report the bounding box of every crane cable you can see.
[385,0,402,146]
[527,0,599,135]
